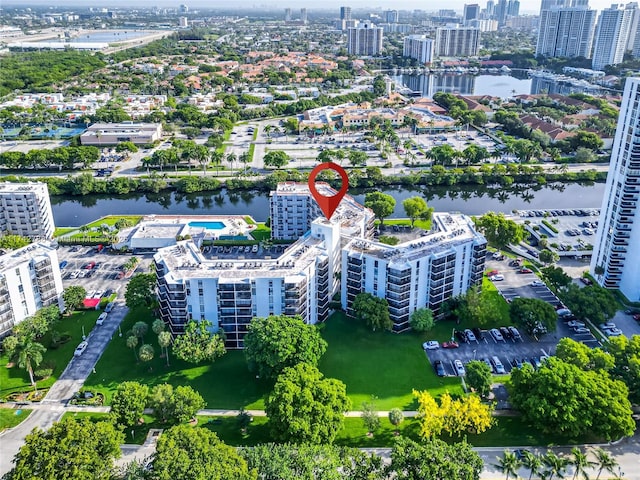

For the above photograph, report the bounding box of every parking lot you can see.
[426,328,556,377]
[484,257,561,306]
[58,246,154,296]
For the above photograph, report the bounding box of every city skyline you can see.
[3,0,620,15]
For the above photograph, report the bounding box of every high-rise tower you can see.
[591,77,640,300]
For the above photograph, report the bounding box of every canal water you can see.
[51,182,606,227]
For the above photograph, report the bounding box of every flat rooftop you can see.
[345,213,484,263]
[0,182,48,194]
[0,242,56,272]
[156,233,328,281]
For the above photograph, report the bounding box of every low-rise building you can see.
[80,122,162,146]
[0,182,55,239]
[0,242,64,338]
[341,213,486,331]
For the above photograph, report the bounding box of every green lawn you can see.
[377,218,431,231]
[250,223,271,242]
[0,408,32,432]
[319,312,463,410]
[83,307,271,408]
[0,310,100,399]
[53,227,76,237]
[84,216,142,229]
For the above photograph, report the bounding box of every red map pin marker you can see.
[308,162,349,220]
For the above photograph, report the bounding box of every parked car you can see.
[519,267,533,274]
[562,313,577,321]
[434,360,446,377]
[573,327,590,334]
[567,320,586,328]
[454,330,468,343]
[491,356,506,374]
[96,312,108,326]
[489,274,505,281]
[599,322,616,330]
[481,358,494,372]
[423,341,439,350]
[442,341,459,349]
[74,341,88,357]
[531,357,542,369]
[472,327,484,340]
[499,326,512,340]
[508,326,521,340]
[605,328,623,337]
[464,329,476,342]
[490,328,504,342]
[105,302,115,313]
[580,277,593,285]
[59,260,68,269]
[531,280,545,287]
[492,251,505,260]
[454,359,466,376]
[487,269,499,277]
[557,308,572,316]
[85,261,96,270]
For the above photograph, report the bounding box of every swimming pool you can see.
[188,221,226,230]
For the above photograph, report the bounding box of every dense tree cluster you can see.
[509,297,557,336]
[559,284,618,324]
[509,357,634,440]
[473,212,525,249]
[172,319,226,364]
[351,293,393,331]
[0,146,100,170]
[244,315,327,381]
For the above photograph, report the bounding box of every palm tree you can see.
[495,451,521,480]
[18,340,46,390]
[544,452,569,480]
[571,447,594,480]
[139,344,154,363]
[521,451,543,480]
[158,331,172,367]
[593,448,617,480]
[126,335,139,361]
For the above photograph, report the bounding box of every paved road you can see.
[0,301,128,475]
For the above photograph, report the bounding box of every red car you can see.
[520,268,533,274]
[442,341,460,349]
[633,314,640,322]
[85,261,96,270]
[487,270,499,277]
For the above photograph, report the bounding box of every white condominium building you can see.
[591,4,634,71]
[536,6,597,58]
[434,26,480,57]
[270,182,375,241]
[0,242,64,338]
[154,221,341,349]
[591,77,640,300]
[403,35,435,64]
[342,213,486,331]
[0,182,55,239]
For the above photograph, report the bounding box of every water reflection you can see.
[50,182,605,227]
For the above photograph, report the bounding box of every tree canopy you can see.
[263,150,290,169]
[606,335,640,404]
[409,308,434,332]
[560,284,618,324]
[390,437,483,480]
[265,363,351,444]
[402,196,432,227]
[555,337,614,372]
[110,381,149,429]
[152,425,256,480]
[352,293,392,331]
[364,192,396,225]
[5,417,122,480]
[62,286,86,314]
[465,360,493,397]
[124,273,156,309]
[149,383,206,424]
[473,212,524,249]
[172,319,226,364]
[508,358,635,440]
[509,297,557,336]
[244,315,327,381]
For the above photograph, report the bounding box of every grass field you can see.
[84,308,472,410]
[0,310,100,399]
[53,227,76,237]
[377,218,431,231]
[0,408,32,432]
[250,223,271,242]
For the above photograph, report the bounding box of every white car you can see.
[604,328,623,336]
[96,312,108,326]
[490,328,504,342]
[599,322,616,330]
[423,341,440,350]
[464,329,477,342]
[557,308,572,316]
[573,327,590,334]
[74,341,88,357]
[531,280,545,287]
[454,359,466,377]
[69,271,80,279]
[567,320,586,328]
[489,274,505,281]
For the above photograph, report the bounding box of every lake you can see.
[51,182,606,227]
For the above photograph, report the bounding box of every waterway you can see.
[51,182,606,227]
[67,30,152,43]
[391,71,604,98]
